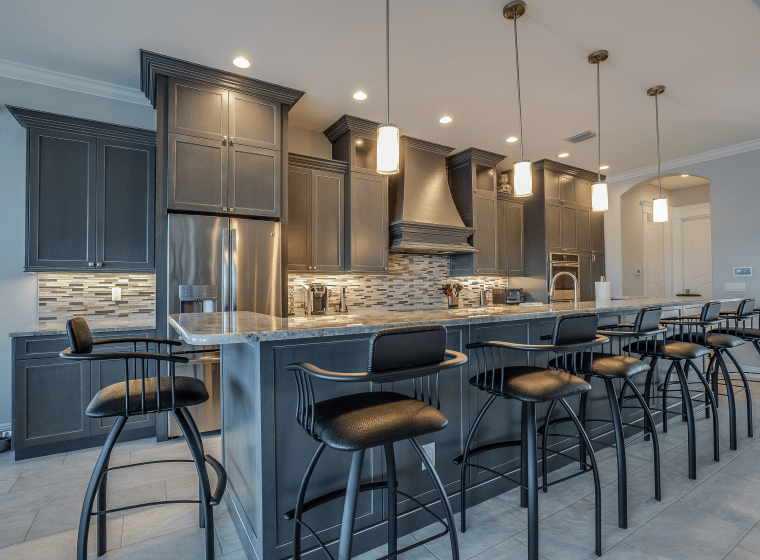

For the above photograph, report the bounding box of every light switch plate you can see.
[421,442,435,470]
[112,287,121,301]
[725,283,746,292]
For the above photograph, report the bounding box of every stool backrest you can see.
[737,299,756,317]
[634,306,663,333]
[66,317,94,354]
[551,313,599,345]
[700,301,722,322]
[369,325,446,372]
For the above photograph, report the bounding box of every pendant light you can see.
[648,85,668,222]
[504,1,531,197]
[589,50,609,212]
[376,0,400,175]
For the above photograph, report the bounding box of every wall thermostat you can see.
[733,267,753,277]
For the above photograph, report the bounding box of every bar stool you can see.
[60,317,226,560]
[623,308,720,479]
[545,306,664,530]
[285,325,468,560]
[664,300,751,450]
[456,313,606,560]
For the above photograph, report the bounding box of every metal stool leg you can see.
[673,361,697,479]
[625,379,661,501]
[687,359,720,462]
[78,415,126,560]
[578,388,589,471]
[724,349,753,438]
[662,361,676,433]
[97,454,109,556]
[542,399,558,493]
[293,443,326,560]
[459,394,497,532]
[385,444,398,560]
[520,403,528,508]
[604,378,627,529]
[716,351,738,450]
[338,450,365,560]
[523,402,539,560]
[644,357,658,441]
[411,437,459,560]
[179,406,208,529]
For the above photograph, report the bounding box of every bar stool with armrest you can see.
[285,324,468,560]
[60,317,227,560]
[456,312,607,560]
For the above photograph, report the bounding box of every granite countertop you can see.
[168,296,740,345]
[9,317,157,337]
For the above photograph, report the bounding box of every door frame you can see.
[671,203,712,296]
[640,200,673,297]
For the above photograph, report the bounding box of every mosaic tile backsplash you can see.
[38,273,156,322]
[288,253,509,315]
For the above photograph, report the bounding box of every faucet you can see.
[549,272,579,305]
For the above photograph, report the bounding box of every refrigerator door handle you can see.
[230,229,238,313]
[222,228,230,313]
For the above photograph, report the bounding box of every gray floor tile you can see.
[121,502,201,547]
[625,431,685,461]
[738,523,760,554]
[0,451,67,477]
[27,499,121,542]
[215,514,244,555]
[91,524,223,559]
[469,537,542,560]
[0,510,37,548]
[0,472,20,494]
[355,534,438,560]
[413,497,526,560]
[624,503,747,560]
[0,474,91,518]
[719,448,760,486]
[677,471,760,528]
[598,542,658,559]
[0,518,123,558]
[726,547,760,560]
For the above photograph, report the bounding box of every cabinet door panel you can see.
[473,193,498,274]
[27,129,97,269]
[97,139,155,270]
[90,359,154,435]
[229,91,280,151]
[545,201,562,250]
[497,199,507,273]
[14,358,90,447]
[577,207,591,253]
[168,134,226,212]
[580,254,592,302]
[228,145,280,217]
[591,254,606,294]
[506,201,524,275]
[168,78,228,141]
[545,171,561,202]
[350,173,388,272]
[561,205,577,251]
[591,211,605,253]
[577,179,592,208]
[560,175,576,205]
[312,171,344,271]
[287,166,311,271]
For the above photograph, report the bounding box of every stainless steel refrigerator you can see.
[167,214,281,435]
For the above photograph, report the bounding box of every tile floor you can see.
[2,390,759,560]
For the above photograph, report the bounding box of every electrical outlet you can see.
[111,287,121,301]
[725,283,746,292]
[421,442,435,470]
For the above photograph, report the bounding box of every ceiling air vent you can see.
[565,131,597,143]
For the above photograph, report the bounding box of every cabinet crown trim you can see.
[532,159,605,182]
[6,106,156,145]
[139,50,305,109]
[446,147,506,169]
[323,114,380,143]
[289,153,347,173]
[402,136,454,156]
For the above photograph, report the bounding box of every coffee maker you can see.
[304,283,329,315]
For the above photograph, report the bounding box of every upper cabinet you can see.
[497,196,525,276]
[166,78,281,217]
[9,107,155,273]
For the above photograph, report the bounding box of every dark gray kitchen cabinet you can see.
[591,252,606,287]
[8,107,156,273]
[577,206,591,253]
[580,253,593,301]
[165,77,282,216]
[349,172,389,273]
[498,197,525,276]
[545,200,562,251]
[545,170,561,202]
[473,192,498,274]
[90,358,154,436]
[591,211,605,253]
[287,154,347,273]
[561,204,578,252]
[577,179,592,208]
[560,175,576,205]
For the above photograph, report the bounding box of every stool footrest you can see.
[108,458,194,472]
[284,481,394,520]
[91,499,200,516]
[452,439,520,465]
[205,454,227,506]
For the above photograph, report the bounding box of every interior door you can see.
[230,218,282,316]
[644,216,666,297]
[681,217,713,297]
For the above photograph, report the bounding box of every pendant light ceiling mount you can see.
[647,85,666,96]
[503,0,526,19]
[588,50,608,64]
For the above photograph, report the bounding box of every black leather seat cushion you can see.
[312,392,448,451]
[623,340,710,360]
[713,327,760,340]
[469,366,591,403]
[668,332,744,349]
[86,376,209,418]
[549,353,650,378]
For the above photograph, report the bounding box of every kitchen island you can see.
[168,297,737,560]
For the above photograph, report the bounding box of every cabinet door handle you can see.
[222,207,228,212]
[223,136,227,143]
[88,262,95,267]
[96,262,104,267]
[229,208,234,212]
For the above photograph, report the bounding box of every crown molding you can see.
[0,58,151,106]
[322,114,380,143]
[446,147,506,169]
[289,152,347,173]
[402,135,454,156]
[607,138,760,183]
[532,158,603,182]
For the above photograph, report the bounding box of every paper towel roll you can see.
[595,282,611,305]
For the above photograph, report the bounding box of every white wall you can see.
[288,125,332,159]
[0,76,156,428]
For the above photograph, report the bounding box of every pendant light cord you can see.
[655,88,661,197]
[386,0,390,124]
[512,7,524,161]
[596,58,601,183]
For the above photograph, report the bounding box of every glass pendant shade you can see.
[513,160,532,197]
[653,196,668,223]
[376,124,400,175]
[591,182,608,212]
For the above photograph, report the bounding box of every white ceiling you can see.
[646,174,709,190]
[2,0,759,174]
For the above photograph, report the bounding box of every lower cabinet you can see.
[12,329,156,458]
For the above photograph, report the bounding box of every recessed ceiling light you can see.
[353,91,368,101]
[506,136,518,143]
[439,116,453,124]
[681,174,689,177]
[599,165,609,170]
[558,153,569,158]
[233,57,251,69]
